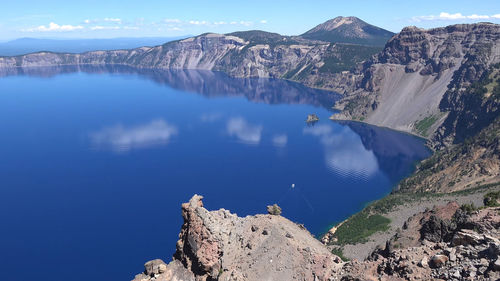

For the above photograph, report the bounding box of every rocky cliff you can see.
[398,117,499,193]
[331,23,500,147]
[132,195,344,281]
[352,201,500,280]
[133,194,500,281]
[0,28,379,95]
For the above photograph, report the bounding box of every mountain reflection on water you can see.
[0,65,341,109]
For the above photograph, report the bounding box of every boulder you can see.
[418,257,428,268]
[492,259,500,271]
[451,229,484,246]
[429,255,448,268]
[144,259,167,276]
[420,215,455,242]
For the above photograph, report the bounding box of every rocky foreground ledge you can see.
[133,195,500,281]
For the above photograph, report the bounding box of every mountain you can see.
[0,36,189,56]
[326,23,499,193]
[0,22,498,151]
[0,32,377,92]
[300,16,395,46]
[331,24,500,144]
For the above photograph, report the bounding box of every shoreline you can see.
[329,115,431,142]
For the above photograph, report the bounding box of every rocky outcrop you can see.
[306,114,320,123]
[133,195,343,281]
[133,195,500,281]
[345,202,500,280]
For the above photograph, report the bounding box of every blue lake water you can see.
[0,66,431,281]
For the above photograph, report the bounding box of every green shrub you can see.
[460,203,477,214]
[331,247,349,261]
[333,213,390,245]
[414,115,438,136]
[319,44,381,74]
[267,204,282,216]
[484,190,500,207]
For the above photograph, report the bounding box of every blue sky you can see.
[1,0,499,40]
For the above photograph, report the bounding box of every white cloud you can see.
[272,134,288,147]
[83,18,122,25]
[90,119,178,152]
[90,25,120,30]
[24,22,84,32]
[412,12,500,22]
[189,20,209,25]
[303,124,378,178]
[161,18,255,28]
[103,17,122,24]
[226,117,263,145]
[467,14,490,20]
[239,21,253,26]
[439,12,466,20]
[260,20,268,24]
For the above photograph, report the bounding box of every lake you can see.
[0,65,430,281]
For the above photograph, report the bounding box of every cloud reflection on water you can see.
[272,134,288,147]
[226,117,263,145]
[303,124,378,178]
[89,119,178,152]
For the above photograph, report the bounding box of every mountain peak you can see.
[300,16,395,46]
[316,16,363,31]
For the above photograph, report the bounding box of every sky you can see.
[1,0,499,40]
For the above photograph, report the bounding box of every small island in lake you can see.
[306,114,319,123]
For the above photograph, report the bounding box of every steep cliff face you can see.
[398,117,500,193]
[0,32,378,94]
[433,60,500,149]
[331,23,500,145]
[0,34,248,70]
